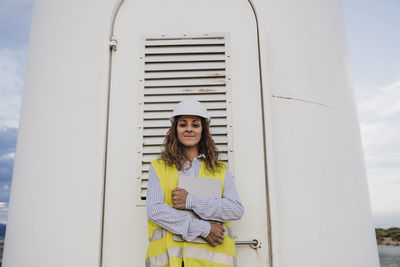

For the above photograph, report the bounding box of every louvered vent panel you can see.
[139,34,231,201]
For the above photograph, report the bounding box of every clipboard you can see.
[172,175,222,243]
[179,175,222,198]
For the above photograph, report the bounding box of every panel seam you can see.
[272,94,358,119]
[100,1,126,267]
[247,1,274,266]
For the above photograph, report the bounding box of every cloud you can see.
[0,49,26,128]
[0,181,11,205]
[0,127,17,155]
[0,0,32,224]
[0,126,13,220]
[356,79,400,227]
[373,213,400,229]
[0,0,32,128]
[0,201,9,224]
[361,119,400,176]
[369,178,400,228]
[0,127,17,189]
[0,0,34,50]
[357,81,400,182]
[359,81,400,118]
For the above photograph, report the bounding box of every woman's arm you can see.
[185,167,244,222]
[146,165,210,242]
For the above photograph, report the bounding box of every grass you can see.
[376,227,400,245]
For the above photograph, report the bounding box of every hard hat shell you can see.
[170,99,211,122]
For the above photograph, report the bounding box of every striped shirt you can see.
[146,155,244,242]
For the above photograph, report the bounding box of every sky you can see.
[0,0,399,228]
[341,0,400,228]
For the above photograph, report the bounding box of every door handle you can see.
[235,239,260,249]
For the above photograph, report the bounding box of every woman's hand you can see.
[205,223,225,247]
[172,187,189,209]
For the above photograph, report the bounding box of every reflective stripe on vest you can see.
[146,246,236,267]
[149,228,167,242]
[168,247,183,258]
[185,247,237,267]
[146,247,183,267]
[146,253,168,267]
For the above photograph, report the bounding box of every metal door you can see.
[103,0,270,266]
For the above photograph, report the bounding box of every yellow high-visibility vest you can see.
[146,159,237,267]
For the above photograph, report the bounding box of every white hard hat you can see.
[170,99,210,122]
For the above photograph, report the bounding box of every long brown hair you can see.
[160,117,221,171]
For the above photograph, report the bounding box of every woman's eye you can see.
[178,123,186,127]
[193,124,200,128]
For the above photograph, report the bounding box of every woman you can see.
[146,99,244,267]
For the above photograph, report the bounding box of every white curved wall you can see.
[253,0,380,266]
[3,0,117,266]
[102,0,270,266]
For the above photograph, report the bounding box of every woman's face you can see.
[176,116,202,148]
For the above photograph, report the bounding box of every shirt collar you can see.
[184,154,205,168]
[195,154,206,160]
